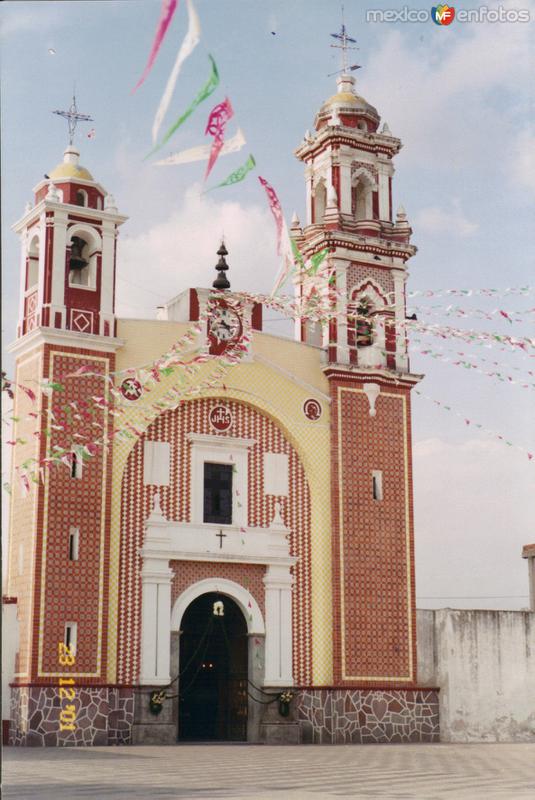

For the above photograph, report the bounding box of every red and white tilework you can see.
[117,398,312,685]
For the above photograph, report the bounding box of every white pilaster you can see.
[36,212,47,312]
[17,228,28,332]
[140,500,175,685]
[377,160,392,222]
[50,209,68,311]
[100,220,116,319]
[335,261,349,365]
[263,564,294,686]
[393,270,408,371]
[305,165,313,226]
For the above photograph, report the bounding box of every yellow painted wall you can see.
[107,319,333,684]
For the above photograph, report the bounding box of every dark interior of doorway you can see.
[178,592,248,742]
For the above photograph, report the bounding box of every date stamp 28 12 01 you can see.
[58,642,77,731]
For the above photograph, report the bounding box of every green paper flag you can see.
[145,55,220,159]
[306,248,329,277]
[209,154,256,189]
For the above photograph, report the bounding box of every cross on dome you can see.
[52,93,93,146]
[329,5,361,78]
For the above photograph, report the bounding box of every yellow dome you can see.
[324,91,365,106]
[49,162,94,181]
[48,147,94,181]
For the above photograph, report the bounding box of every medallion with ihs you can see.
[208,242,243,355]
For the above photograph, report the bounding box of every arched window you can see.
[69,235,91,286]
[75,189,88,207]
[314,179,327,223]
[27,235,39,289]
[355,296,374,347]
[351,169,375,221]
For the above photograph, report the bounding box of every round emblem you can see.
[120,378,143,401]
[209,405,233,432]
[303,398,322,421]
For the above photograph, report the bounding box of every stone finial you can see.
[396,205,408,222]
[304,130,312,142]
[326,184,338,208]
[382,122,392,135]
[46,184,60,202]
[105,193,117,212]
[290,211,302,233]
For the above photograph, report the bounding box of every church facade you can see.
[5,72,440,745]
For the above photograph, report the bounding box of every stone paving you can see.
[3,742,535,799]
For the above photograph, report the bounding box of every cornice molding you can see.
[6,327,125,357]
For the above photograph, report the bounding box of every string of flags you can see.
[413,389,533,462]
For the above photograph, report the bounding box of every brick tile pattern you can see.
[329,377,417,684]
[117,398,312,685]
[171,561,266,616]
[297,688,439,743]
[39,350,113,678]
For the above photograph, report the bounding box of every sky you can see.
[1,0,534,609]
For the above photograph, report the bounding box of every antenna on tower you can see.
[52,92,93,146]
[328,4,361,78]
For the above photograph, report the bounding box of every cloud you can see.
[413,437,535,610]
[509,129,535,195]
[364,0,534,170]
[414,199,479,236]
[116,184,281,318]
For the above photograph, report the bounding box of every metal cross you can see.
[329,5,361,76]
[52,93,93,146]
[216,529,227,549]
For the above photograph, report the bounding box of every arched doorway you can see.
[178,592,248,741]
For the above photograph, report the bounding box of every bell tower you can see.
[6,122,127,698]
[293,32,423,687]
[15,144,126,339]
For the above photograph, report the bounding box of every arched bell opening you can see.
[178,592,248,742]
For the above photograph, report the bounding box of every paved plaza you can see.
[3,742,535,799]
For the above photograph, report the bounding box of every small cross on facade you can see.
[216,529,227,549]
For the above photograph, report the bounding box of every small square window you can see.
[68,528,79,561]
[203,462,233,525]
[372,470,383,501]
[71,451,83,479]
[64,622,77,655]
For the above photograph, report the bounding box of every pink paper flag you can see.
[258,176,284,255]
[132,0,178,93]
[205,97,234,179]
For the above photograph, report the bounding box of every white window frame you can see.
[372,470,383,501]
[68,527,80,561]
[64,622,78,656]
[71,450,83,480]
[187,433,255,528]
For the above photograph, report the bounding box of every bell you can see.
[69,236,88,270]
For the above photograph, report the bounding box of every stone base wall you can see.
[9,686,134,746]
[296,689,440,744]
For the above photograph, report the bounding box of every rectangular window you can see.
[64,622,77,655]
[372,470,383,501]
[203,462,233,525]
[71,451,83,479]
[68,527,79,561]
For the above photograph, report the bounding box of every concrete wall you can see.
[417,608,535,742]
[2,601,19,725]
